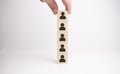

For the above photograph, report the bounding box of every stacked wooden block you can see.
[57,10,68,64]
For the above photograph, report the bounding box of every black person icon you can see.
[59,34,65,41]
[59,44,65,52]
[59,55,65,62]
[59,23,65,31]
[60,12,66,19]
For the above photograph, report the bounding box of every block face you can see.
[57,53,68,64]
[57,10,68,22]
[57,42,68,53]
[57,32,68,43]
[57,21,68,32]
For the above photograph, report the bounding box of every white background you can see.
[0,0,120,74]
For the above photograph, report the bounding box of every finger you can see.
[62,0,71,13]
[45,0,58,14]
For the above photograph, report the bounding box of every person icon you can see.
[59,34,65,41]
[59,44,65,52]
[60,12,66,19]
[59,23,65,30]
[59,55,65,62]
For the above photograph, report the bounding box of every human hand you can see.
[40,0,71,14]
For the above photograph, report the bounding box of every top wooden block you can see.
[57,10,68,22]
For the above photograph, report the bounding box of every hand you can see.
[40,0,71,14]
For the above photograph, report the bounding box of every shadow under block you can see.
[57,10,68,22]
[57,53,68,64]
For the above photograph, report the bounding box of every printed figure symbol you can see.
[60,12,66,19]
[59,34,65,41]
[59,44,65,52]
[59,55,65,62]
[59,23,65,30]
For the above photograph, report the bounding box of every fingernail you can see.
[66,9,71,14]
[68,9,71,14]
[68,11,71,14]
[53,9,58,14]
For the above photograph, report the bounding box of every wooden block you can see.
[57,10,68,64]
[57,42,68,53]
[57,32,68,43]
[57,10,68,22]
[57,53,68,64]
[57,21,68,32]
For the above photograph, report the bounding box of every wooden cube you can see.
[57,10,68,22]
[57,21,68,32]
[57,32,68,43]
[57,42,68,53]
[57,53,68,64]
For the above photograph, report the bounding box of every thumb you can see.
[62,0,71,13]
[44,0,58,14]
